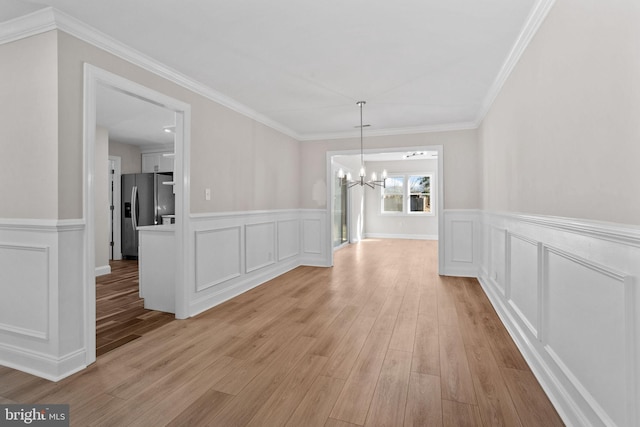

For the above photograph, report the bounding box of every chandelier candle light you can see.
[337,101,387,189]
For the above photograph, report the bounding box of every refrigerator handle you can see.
[131,186,138,231]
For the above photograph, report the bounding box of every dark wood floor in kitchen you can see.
[96,260,175,356]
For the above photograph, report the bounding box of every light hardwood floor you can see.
[0,239,564,426]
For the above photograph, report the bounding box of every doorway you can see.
[327,145,444,270]
[333,176,348,248]
[84,64,191,366]
[108,156,122,261]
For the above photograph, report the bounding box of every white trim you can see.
[0,8,56,45]
[190,209,306,220]
[300,121,478,142]
[189,258,300,317]
[108,155,122,261]
[0,342,86,382]
[194,227,242,292]
[477,209,640,427]
[364,233,437,240]
[0,219,85,232]
[95,265,111,277]
[486,211,640,248]
[83,65,191,367]
[0,7,302,141]
[474,0,557,125]
[0,243,50,340]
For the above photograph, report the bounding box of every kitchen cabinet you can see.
[138,224,175,313]
[142,152,174,173]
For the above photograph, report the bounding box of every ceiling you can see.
[2,0,540,141]
[96,85,175,148]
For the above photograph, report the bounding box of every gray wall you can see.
[55,30,301,219]
[108,140,141,174]
[300,129,479,211]
[0,31,58,219]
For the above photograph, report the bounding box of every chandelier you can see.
[337,101,387,189]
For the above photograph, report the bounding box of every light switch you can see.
[205,188,211,200]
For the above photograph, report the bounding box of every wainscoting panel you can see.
[245,222,276,273]
[442,210,480,277]
[188,209,328,317]
[195,226,242,292]
[277,219,299,261]
[0,244,49,339]
[0,219,86,381]
[544,247,632,427]
[489,226,507,296]
[506,233,540,338]
[478,211,640,427]
[302,218,322,255]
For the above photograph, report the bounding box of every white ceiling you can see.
[2,0,539,140]
[96,85,175,147]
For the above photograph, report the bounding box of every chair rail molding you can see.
[477,210,640,427]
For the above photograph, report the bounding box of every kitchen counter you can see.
[138,225,175,313]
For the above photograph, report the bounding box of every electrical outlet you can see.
[205,188,211,200]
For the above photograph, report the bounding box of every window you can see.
[381,173,433,215]
[381,176,404,213]
[408,175,431,213]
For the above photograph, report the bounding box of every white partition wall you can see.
[441,210,481,277]
[444,209,640,427]
[481,213,639,427]
[187,209,328,316]
[0,220,85,381]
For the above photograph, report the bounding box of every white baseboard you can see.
[0,342,86,382]
[95,265,111,277]
[364,233,438,240]
[189,258,299,317]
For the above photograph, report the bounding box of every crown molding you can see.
[474,0,557,127]
[49,9,305,141]
[0,7,304,141]
[0,3,553,141]
[0,7,56,45]
[299,121,478,142]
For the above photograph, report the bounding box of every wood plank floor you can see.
[0,239,564,426]
[96,260,175,356]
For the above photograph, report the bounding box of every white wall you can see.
[363,159,438,239]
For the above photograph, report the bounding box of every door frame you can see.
[326,145,444,272]
[83,64,191,366]
[108,155,122,261]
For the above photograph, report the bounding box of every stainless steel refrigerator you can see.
[122,172,174,258]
